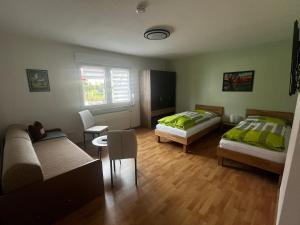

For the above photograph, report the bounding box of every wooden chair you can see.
[107,130,137,187]
[78,110,108,148]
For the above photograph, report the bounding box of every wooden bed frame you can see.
[217,109,294,178]
[155,104,224,153]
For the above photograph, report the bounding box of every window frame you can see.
[79,64,132,112]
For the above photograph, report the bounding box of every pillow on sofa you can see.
[28,121,47,142]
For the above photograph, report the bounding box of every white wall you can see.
[0,32,168,142]
[276,93,300,225]
[170,41,297,119]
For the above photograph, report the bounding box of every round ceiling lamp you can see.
[144,28,170,40]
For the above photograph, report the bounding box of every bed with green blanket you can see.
[155,104,224,153]
[157,110,217,130]
[218,109,294,177]
[222,117,288,151]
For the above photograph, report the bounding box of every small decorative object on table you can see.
[26,69,50,92]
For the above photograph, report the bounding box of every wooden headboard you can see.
[246,109,294,124]
[195,104,224,116]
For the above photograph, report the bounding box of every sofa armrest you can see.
[2,139,43,193]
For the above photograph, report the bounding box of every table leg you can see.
[98,147,102,160]
[113,160,116,172]
[135,158,137,186]
[83,132,86,149]
[110,160,113,187]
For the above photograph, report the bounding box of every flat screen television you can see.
[289,20,300,96]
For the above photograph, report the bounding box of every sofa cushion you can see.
[38,129,67,142]
[34,137,93,180]
[5,124,31,141]
[2,138,44,193]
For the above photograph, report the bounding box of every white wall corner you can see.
[277,93,300,225]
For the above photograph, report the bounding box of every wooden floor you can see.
[54,128,278,225]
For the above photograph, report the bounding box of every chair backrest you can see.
[107,130,137,160]
[78,110,95,130]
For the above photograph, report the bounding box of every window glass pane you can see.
[110,68,130,103]
[81,66,106,106]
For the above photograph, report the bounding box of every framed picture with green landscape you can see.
[222,70,255,92]
[26,69,50,92]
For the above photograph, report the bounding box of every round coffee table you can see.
[92,135,107,160]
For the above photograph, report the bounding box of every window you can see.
[111,68,130,103]
[81,66,106,106]
[80,66,131,107]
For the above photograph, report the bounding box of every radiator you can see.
[94,110,132,130]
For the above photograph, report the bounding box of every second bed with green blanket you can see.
[218,109,294,177]
[222,117,288,151]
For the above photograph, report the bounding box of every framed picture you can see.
[222,70,255,92]
[26,69,50,92]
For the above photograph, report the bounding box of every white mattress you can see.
[219,127,291,164]
[156,117,221,138]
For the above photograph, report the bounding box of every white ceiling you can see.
[0,0,299,59]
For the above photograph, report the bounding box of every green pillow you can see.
[158,114,179,125]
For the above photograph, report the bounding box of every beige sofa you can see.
[0,125,104,225]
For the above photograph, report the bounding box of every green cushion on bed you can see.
[174,116,195,130]
[222,128,248,142]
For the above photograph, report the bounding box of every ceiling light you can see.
[144,28,170,40]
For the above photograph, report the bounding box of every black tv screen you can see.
[289,20,300,96]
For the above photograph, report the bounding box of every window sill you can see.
[85,105,134,115]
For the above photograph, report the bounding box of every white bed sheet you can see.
[156,117,221,138]
[219,127,291,164]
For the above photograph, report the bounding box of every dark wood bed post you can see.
[218,155,224,166]
[183,145,188,153]
[157,136,161,143]
[278,174,283,185]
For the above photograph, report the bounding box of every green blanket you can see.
[158,110,216,130]
[223,120,287,151]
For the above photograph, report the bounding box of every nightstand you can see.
[222,122,238,131]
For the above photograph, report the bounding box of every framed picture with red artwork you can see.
[222,70,254,92]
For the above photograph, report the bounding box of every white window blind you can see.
[110,68,130,103]
[81,66,106,106]
[80,66,131,108]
